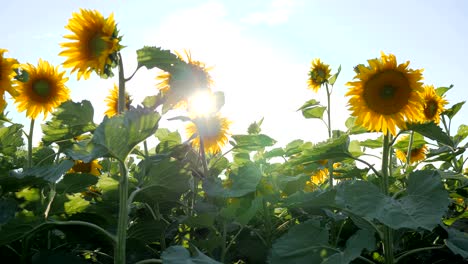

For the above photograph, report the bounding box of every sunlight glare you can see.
[188,91,216,116]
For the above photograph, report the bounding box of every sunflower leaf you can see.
[345,117,368,135]
[93,107,161,161]
[406,122,454,147]
[232,134,276,151]
[435,85,453,97]
[56,173,99,194]
[444,101,465,120]
[10,160,74,183]
[162,245,221,264]
[302,106,327,119]
[0,124,24,156]
[360,136,383,149]
[328,65,341,86]
[136,46,186,73]
[393,132,427,149]
[444,226,468,258]
[335,170,449,230]
[292,135,350,165]
[41,100,96,145]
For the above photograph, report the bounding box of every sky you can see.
[1,0,467,148]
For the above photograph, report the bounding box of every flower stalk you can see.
[382,133,394,264]
[27,118,35,168]
[326,83,334,187]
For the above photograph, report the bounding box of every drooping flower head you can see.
[395,135,428,164]
[68,160,102,176]
[60,9,122,80]
[346,52,425,135]
[186,114,231,154]
[0,49,19,109]
[307,58,331,92]
[104,84,131,117]
[14,59,70,119]
[421,85,448,124]
[305,162,341,191]
[156,50,213,108]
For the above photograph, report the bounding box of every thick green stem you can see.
[325,83,334,187]
[382,133,394,264]
[27,118,35,168]
[115,161,129,264]
[117,52,126,114]
[394,245,445,263]
[199,137,209,177]
[404,131,414,171]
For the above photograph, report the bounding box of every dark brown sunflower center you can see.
[33,79,50,97]
[72,162,92,173]
[0,65,3,80]
[363,70,411,115]
[89,34,107,58]
[424,99,438,119]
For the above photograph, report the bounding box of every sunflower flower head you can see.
[395,136,428,164]
[60,9,122,80]
[0,49,19,108]
[68,160,102,176]
[307,58,331,92]
[14,59,70,119]
[186,114,231,155]
[305,162,340,191]
[421,85,448,124]
[104,84,132,117]
[346,52,425,136]
[156,50,213,109]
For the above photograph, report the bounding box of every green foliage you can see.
[231,134,276,151]
[41,100,96,145]
[0,124,23,156]
[93,107,161,161]
[136,46,185,73]
[336,170,449,230]
[298,99,327,119]
[406,122,454,147]
[162,245,221,263]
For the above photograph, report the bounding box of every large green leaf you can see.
[0,216,43,246]
[284,189,336,208]
[435,85,452,97]
[360,136,383,149]
[292,135,350,165]
[11,160,74,183]
[270,219,329,263]
[321,229,376,264]
[93,108,161,161]
[455,124,468,144]
[63,139,109,163]
[203,163,262,198]
[41,100,96,145]
[56,173,99,194]
[345,117,368,135]
[0,123,23,156]
[336,170,449,230]
[445,226,468,258]
[155,128,181,154]
[136,46,185,73]
[0,198,17,224]
[231,134,276,151]
[393,132,426,149]
[406,122,453,147]
[161,245,222,264]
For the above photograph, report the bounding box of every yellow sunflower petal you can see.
[186,114,231,154]
[307,58,331,92]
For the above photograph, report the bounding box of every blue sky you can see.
[1,0,467,146]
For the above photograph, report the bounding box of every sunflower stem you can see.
[117,52,126,114]
[325,83,334,187]
[27,118,35,168]
[382,133,394,264]
[115,160,128,264]
[404,131,415,171]
[115,51,128,264]
[199,136,209,177]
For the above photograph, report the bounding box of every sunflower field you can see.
[1,8,468,264]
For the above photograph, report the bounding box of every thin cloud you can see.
[241,0,298,25]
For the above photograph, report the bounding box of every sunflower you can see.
[186,114,231,154]
[395,145,428,164]
[346,52,425,136]
[421,85,448,124]
[0,49,19,109]
[60,9,122,80]
[307,58,331,92]
[104,84,131,117]
[68,160,102,176]
[305,162,341,191]
[156,50,213,108]
[14,59,70,119]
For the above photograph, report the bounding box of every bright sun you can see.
[187,91,216,116]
